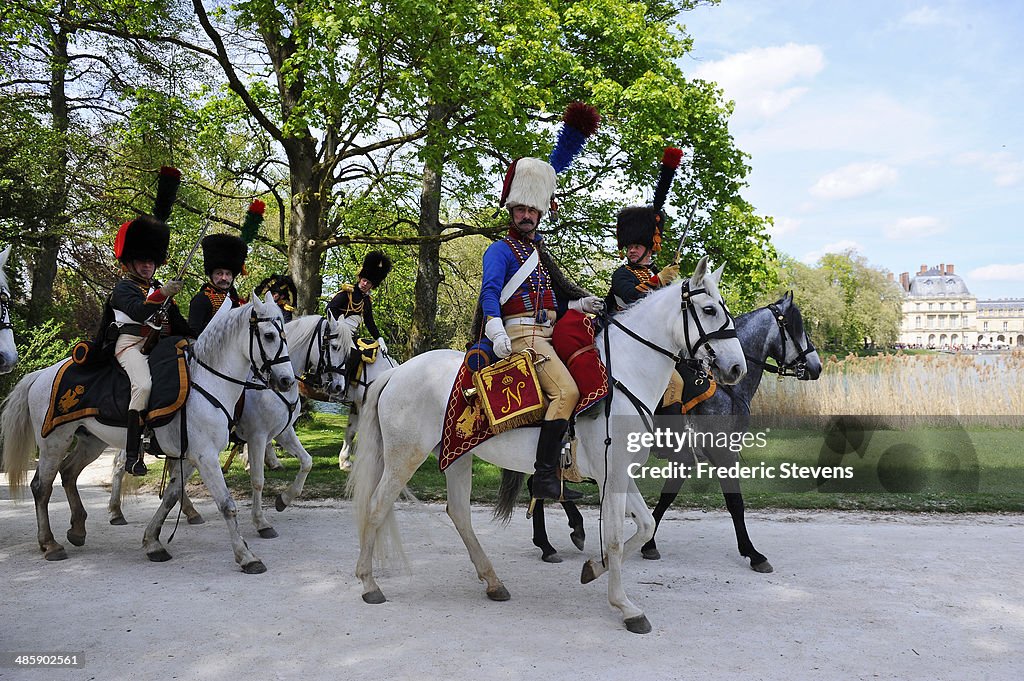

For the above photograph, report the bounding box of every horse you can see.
[529,292,823,571]
[1,293,293,572]
[337,341,400,471]
[348,256,746,633]
[107,313,353,536]
[0,245,18,374]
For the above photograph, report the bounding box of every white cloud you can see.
[968,264,1024,282]
[884,216,945,240]
[801,240,862,264]
[691,43,825,120]
[810,162,899,200]
[900,6,958,28]
[956,151,1024,187]
[769,216,801,238]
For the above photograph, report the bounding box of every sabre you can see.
[142,210,214,340]
[673,202,699,265]
[173,209,214,282]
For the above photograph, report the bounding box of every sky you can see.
[679,0,1024,300]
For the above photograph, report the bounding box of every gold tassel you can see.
[560,437,584,483]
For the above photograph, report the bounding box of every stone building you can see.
[896,263,1024,348]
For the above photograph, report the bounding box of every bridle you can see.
[0,285,13,332]
[298,316,347,395]
[744,302,816,380]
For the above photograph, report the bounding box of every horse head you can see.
[675,256,746,385]
[0,245,17,374]
[771,291,822,380]
[323,310,355,397]
[249,292,294,393]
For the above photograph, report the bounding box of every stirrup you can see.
[125,458,148,477]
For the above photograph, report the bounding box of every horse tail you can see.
[346,367,406,568]
[492,468,525,525]
[1,369,44,496]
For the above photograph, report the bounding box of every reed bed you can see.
[751,351,1024,429]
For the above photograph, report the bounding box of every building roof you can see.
[908,267,971,297]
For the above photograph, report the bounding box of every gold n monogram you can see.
[500,380,526,414]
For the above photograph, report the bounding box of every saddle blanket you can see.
[439,311,608,471]
[678,360,716,413]
[41,337,191,437]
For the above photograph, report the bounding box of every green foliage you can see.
[0,319,77,397]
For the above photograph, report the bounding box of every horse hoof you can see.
[44,547,68,561]
[66,531,86,547]
[242,560,267,574]
[641,547,661,561]
[624,614,652,634]
[258,527,279,539]
[362,589,386,604]
[580,560,599,584]
[486,585,511,601]
[186,514,205,525]
[275,494,287,512]
[147,549,173,562]
[751,559,774,573]
[109,515,127,526]
[570,529,585,551]
[542,553,563,564]
[268,464,285,472]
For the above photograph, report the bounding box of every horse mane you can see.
[191,301,253,364]
[609,281,682,331]
[285,315,325,368]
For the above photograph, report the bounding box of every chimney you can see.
[900,272,910,291]
[947,264,954,274]
[887,272,894,281]
[940,263,946,274]
[920,264,927,274]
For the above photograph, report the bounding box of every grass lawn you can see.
[190,410,1023,513]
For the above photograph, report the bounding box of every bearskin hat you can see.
[358,251,392,287]
[202,233,247,277]
[114,214,171,265]
[615,206,664,252]
[255,274,297,306]
[499,157,557,216]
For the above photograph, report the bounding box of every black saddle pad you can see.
[42,337,191,437]
[677,361,717,413]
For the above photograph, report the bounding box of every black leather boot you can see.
[650,402,683,459]
[124,409,147,476]
[531,419,582,502]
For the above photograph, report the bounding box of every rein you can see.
[297,316,346,395]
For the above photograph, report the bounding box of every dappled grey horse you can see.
[530,292,822,572]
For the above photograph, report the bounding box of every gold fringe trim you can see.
[488,410,542,435]
[560,437,584,483]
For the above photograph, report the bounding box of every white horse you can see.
[0,245,18,374]
[107,313,353,536]
[337,341,400,471]
[1,293,293,572]
[348,256,746,633]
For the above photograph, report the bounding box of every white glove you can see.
[484,317,512,358]
[569,296,605,315]
[376,336,388,354]
[160,279,184,298]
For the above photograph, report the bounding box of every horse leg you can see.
[339,409,357,471]
[581,482,650,633]
[273,427,312,513]
[444,457,509,601]
[30,441,69,561]
[142,457,193,563]
[525,477,560,562]
[355,465,415,604]
[179,484,205,525]
[242,437,275,538]
[723,490,772,573]
[563,500,585,551]
[193,449,265,572]
[264,442,285,471]
[642,475,686,560]
[108,450,128,525]
[59,438,106,546]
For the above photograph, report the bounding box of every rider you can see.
[607,205,687,416]
[254,274,298,323]
[188,233,248,335]
[477,157,605,502]
[326,251,391,385]
[106,171,192,475]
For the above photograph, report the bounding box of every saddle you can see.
[345,337,380,386]
[41,337,191,437]
[439,311,608,471]
[677,360,716,413]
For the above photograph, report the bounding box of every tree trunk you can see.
[29,19,71,326]
[407,103,451,356]
[284,137,326,316]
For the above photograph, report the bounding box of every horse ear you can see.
[263,291,276,309]
[0,245,10,269]
[689,255,709,286]
[709,261,726,286]
[787,290,794,304]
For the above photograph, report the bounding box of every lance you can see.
[673,202,699,265]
